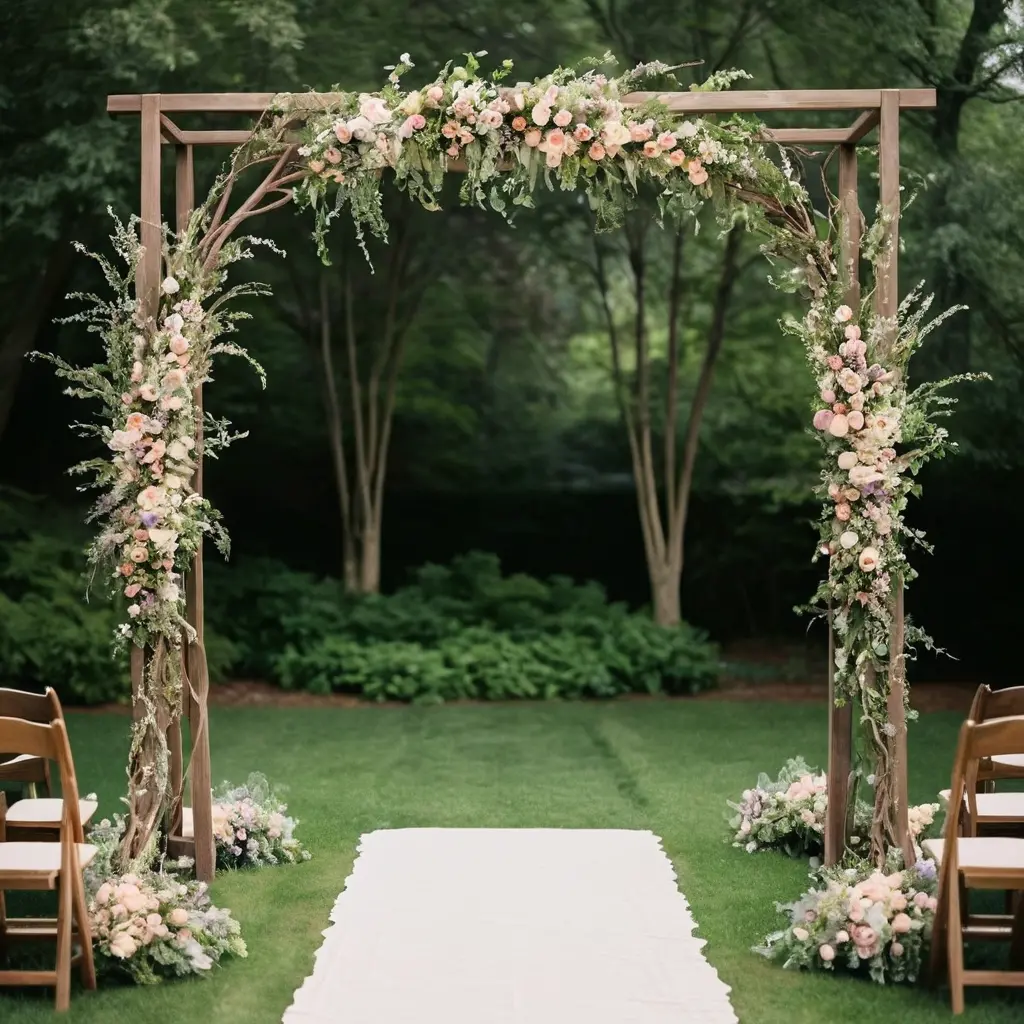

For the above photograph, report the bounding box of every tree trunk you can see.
[650,562,683,627]
[359,523,381,594]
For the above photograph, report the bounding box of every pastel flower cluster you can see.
[758,859,938,985]
[729,759,940,859]
[85,817,246,984]
[211,773,311,869]
[808,302,904,653]
[279,55,802,257]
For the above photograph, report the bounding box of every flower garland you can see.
[255,53,818,265]
[37,213,271,861]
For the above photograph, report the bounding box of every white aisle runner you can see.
[282,829,738,1024]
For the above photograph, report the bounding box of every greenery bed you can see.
[0,494,720,704]
[1,701,1017,1024]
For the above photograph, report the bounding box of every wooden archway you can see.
[108,85,936,881]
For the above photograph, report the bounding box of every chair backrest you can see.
[970,684,1024,723]
[0,687,63,763]
[942,715,1024,870]
[0,715,84,840]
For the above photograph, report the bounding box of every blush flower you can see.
[834,305,853,322]
[588,142,606,161]
[553,109,573,127]
[511,116,527,132]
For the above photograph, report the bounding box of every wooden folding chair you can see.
[0,716,97,1011]
[924,716,1024,1014]
[0,688,97,838]
[0,688,57,799]
[970,685,1024,785]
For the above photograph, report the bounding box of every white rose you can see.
[839,531,859,550]
[678,120,698,138]
[399,90,423,115]
[161,277,180,295]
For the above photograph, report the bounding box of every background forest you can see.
[1,0,1020,704]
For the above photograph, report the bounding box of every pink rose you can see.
[524,128,542,148]
[688,161,709,186]
[553,109,573,127]
[835,929,849,944]
[819,944,835,962]
[334,123,352,144]
[820,388,836,404]
[834,305,853,322]
[891,941,904,957]
[588,142,606,161]
[162,368,185,391]
[629,122,652,142]
[835,503,852,522]
[426,85,444,105]
[849,391,864,411]
[837,451,858,470]
[913,891,929,910]
[848,902,864,922]
[812,409,834,431]
[668,149,687,166]
[161,396,184,411]
[325,147,342,165]
[124,583,142,598]
[828,413,850,437]
[847,410,865,430]
[844,324,861,341]
[643,140,659,158]
[309,159,325,174]
[852,925,876,947]
[574,124,594,142]
[168,907,189,927]
[531,103,551,126]
[446,144,460,158]
[827,355,844,371]
[657,131,676,150]
[891,912,912,934]
[130,546,148,563]
[441,121,458,139]
[169,336,189,356]
[139,384,158,402]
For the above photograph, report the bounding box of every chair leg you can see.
[1010,888,1024,971]
[947,872,966,1015]
[54,869,73,1011]
[71,870,96,990]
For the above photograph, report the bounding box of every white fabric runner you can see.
[282,828,738,1024]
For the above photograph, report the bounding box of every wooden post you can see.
[172,143,216,883]
[166,144,194,843]
[877,90,914,867]
[824,142,861,867]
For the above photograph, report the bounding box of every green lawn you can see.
[1,700,1019,1022]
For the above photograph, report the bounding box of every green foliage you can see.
[0,491,127,704]
[219,551,720,702]
[0,491,237,704]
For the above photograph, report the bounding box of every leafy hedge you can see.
[209,552,720,703]
[1,494,719,704]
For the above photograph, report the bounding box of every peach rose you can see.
[524,128,542,147]
[511,116,527,132]
[858,546,880,572]
[553,109,573,127]
[835,503,852,522]
[574,123,594,142]
[828,413,850,437]
[588,142,606,161]
[891,912,912,934]
[834,305,853,322]
[657,131,676,150]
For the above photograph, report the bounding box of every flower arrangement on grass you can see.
[728,758,939,859]
[757,858,938,985]
[85,817,246,984]
[211,773,311,868]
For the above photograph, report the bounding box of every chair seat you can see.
[923,836,1024,871]
[0,842,97,874]
[0,753,43,767]
[940,789,1024,822]
[992,753,1024,770]
[4,798,98,829]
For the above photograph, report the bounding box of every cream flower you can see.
[858,546,880,572]
[161,277,180,295]
[839,531,859,550]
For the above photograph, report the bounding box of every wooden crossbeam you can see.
[846,109,881,143]
[108,88,937,116]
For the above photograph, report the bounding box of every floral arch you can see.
[45,55,957,882]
